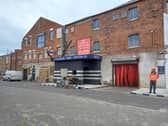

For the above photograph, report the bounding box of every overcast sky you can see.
[0,0,129,56]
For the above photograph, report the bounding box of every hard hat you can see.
[152,68,156,71]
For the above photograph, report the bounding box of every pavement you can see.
[41,82,168,98]
[0,82,168,126]
[131,88,168,97]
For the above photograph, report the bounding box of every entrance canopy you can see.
[53,54,102,62]
[53,54,102,85]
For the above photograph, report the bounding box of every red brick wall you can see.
[14,49,23,71]
[0,56,3,71]
[22,17,62,65]
[66,0,164,56]
[0,55,11,71]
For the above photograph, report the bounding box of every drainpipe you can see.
[61,26,72,57]
[61,26,66,57]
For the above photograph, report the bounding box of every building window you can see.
[128,34,139,48]
[24,53,27,60]
[33,50,36,59]
[93,41,100,52]
[121,10,127,18]
[49,30,54,41]
[57,47,62,56]
[56,28,62,38]
[70,47,76,56]
[128,7,138,20]
[112,14,119,20]
[64,28,69,34]
[24,38,28,47]
[28,38,32,46]
[39,53,42,60]
[71,27,74,32]
[44,48,48,58]
[93,19,100,30]
[36,33,45,48]
[28,50,32,60]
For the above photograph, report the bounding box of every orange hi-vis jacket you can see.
[150,73,158,81]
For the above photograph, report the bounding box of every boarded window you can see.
[56,28,62,38]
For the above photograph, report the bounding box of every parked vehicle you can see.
[3,70,23,81]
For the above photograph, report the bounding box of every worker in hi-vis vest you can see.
[149,68,159,94]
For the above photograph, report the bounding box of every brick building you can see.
[53,0,168,88]
[0,56,3,70]
[22,17,62,82]
[10,49,23,71]
[0,49,23,72]
[0,54,11,71]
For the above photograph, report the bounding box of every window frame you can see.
[121,10,127,18]
[128,34,140,48]
[49,30,54,41]
[57,47,62,56]
[93,41,100,52]
[36,33,45,48]
[112,14,119,20]
[70,46,76,56]
[93,19,100,30]
[56,28,62,38]
[28,38,32,46]
[128,7,138,21]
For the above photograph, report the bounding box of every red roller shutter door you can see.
[114,64,138,87]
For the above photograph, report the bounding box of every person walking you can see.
[149,68,159,94]
[32,65,36,81]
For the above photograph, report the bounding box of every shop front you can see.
[54,55,102,85]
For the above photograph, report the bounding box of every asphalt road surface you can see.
[0,81,168,126]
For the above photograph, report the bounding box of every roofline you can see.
[65,0,142,26]
[40,17,62,26]
[23,17,63,39]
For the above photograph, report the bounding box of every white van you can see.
[3,70,23,81]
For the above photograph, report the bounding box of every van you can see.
[3,70,23,81]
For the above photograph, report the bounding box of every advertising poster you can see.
[77,38,91,55]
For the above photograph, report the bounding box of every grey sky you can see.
[0,0,129,56]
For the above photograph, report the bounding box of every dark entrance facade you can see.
[23,69,28,80]
[54,55,102,85]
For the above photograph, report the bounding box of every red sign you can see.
[77,38,91,55]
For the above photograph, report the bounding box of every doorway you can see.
[23,69,28,80]
[114,64,139,87]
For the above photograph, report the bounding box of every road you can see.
[0,81,168,126]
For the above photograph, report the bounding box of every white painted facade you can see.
[164,13,168,89]
[101,52,166,88]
